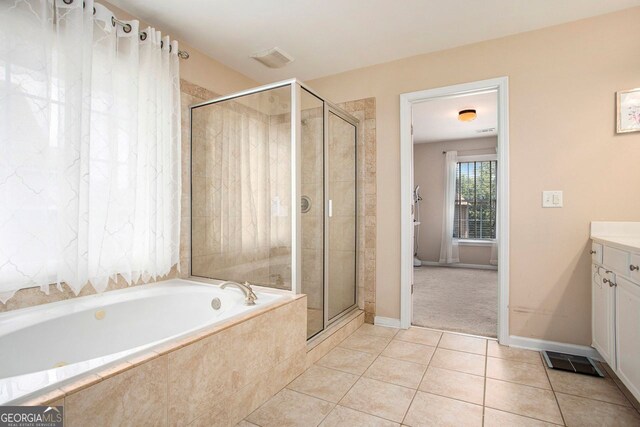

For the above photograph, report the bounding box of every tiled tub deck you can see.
[24,295,307,426]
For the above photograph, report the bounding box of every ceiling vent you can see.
[251,47,294,69]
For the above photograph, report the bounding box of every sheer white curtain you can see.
[439,151,460,264]
[0,0,181,302]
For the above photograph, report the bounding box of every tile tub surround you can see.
[243,325,640,426]
[21,294,307,427]
[179,79,220,278]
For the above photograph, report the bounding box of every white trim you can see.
[400,77,510,345]
[291,83,301,295]
[508,335,602,361]
[418,261,497,271]
[458,239,495,247]
[374,316,402,328]
[457,154,497,162]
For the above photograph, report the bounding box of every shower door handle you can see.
[328,200,333,218]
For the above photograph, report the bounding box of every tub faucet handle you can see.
[243,281,258,303]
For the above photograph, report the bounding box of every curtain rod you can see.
[110,16,190,60]
[82,5,190,60]
[443,147,496,154]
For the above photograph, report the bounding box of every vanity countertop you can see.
[591,221,640,252]
[591,235,640,252]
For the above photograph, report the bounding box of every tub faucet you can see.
[220,281,258,306]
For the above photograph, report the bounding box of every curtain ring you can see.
[63,0,73,4]
[140,31,147,41]
[169,45,172,53]
[93,6,95,15]
[123,23,132,33]
[111,16,116,27]
[160,40,163,49]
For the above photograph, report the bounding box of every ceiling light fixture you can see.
[458,109,477,122]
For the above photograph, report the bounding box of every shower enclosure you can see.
[190,80,359,338]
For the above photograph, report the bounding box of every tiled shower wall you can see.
[338,98,377,323]
[188,92,293,290]
[178,80,218,278]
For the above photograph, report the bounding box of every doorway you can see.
[399,78,510,343]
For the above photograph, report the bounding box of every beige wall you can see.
[414,137,496,265]
[308,7,640,345]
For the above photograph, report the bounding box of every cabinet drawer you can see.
[591,242,603,264]
[631,253,640,283]
[603,245,630,275]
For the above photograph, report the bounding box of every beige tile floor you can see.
[243,325,640,427]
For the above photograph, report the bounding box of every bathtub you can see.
[0,278,286,404]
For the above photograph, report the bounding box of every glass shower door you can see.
[301,89,325,338]
[326,109,357,321]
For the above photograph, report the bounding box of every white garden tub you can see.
[0,279,286,404]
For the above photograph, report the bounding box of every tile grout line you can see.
[482,407,565,427]
[272,388,337,427]
[332,329,403,425]
[485,353,548,367]
[553,390,640,410]
[400,330,444,426]
[602,363,640,415]
[408,324,498,342]
[541,351,567,426]
[544,362,640,410]
[243,325,395,426]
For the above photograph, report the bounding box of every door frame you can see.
[399,77,510,344]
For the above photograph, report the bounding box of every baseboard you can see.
[507,335,602,360]
[418,260,498,271]
[374,316,402,328]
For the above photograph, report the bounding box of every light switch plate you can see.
[542,191,563,208]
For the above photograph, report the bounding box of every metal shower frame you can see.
[189,78,360,336]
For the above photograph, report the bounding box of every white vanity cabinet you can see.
[591,265,615,366]
[591,221,640,402]
[615,275,640,399]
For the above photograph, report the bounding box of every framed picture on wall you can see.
[616,88,640,133]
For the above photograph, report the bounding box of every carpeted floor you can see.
[413,266,498,338]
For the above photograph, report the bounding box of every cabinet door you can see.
[615,276,640,402]
[592,266,615,366]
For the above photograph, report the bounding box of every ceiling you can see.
[108,0,640,83]
[413,91,497,144]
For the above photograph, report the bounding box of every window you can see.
[453,160,497,240]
